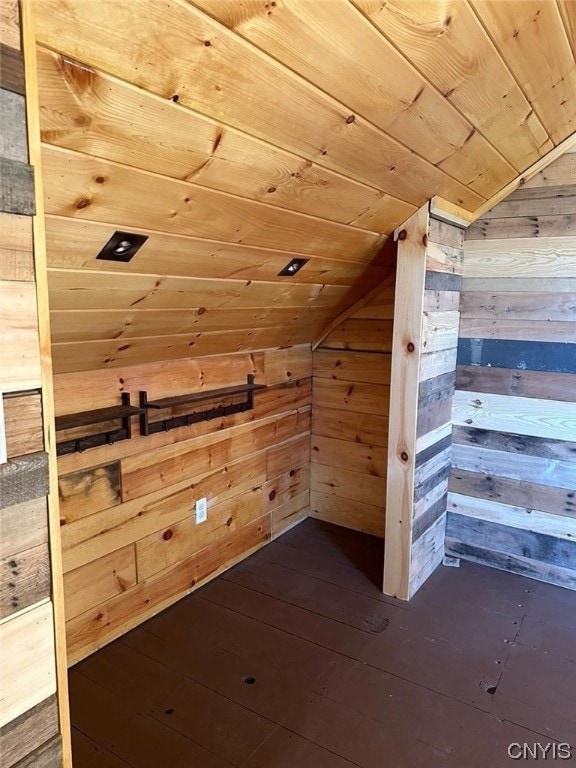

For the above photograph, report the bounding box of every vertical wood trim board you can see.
[383,206,427,599]
[20,3,71,761]
[384,208,464,600]
[450,149,576,591]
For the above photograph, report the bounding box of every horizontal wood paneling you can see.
[0,601,57,728]
[449,471,576,521]
[312,286,392,536]
[463,237,576,277]
[55,348,311,662]
[451,153,576,590]
[453,390,576,442]
[65,515,271,665]
[312,378,390,416]
[195,0,515,199]
[33,0,485,210]
[312,406,388,448]
[42,145,383,260]
[63,546,137,620]
[353,0,552,172]
[3,393,43,458]
[36,47,413,233]
[0,281,41,392]
[456,366,576,403]
[460,318,576,344]
[457,338,576,373]
[313,348,391,384]
[310,491,384,537]
[0,542,50,620]
[0,696,58,768]
[0,213,33,281]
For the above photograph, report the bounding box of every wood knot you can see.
[400,451,409,462]
[170,94,180,102]
[398,229,407,240]
[226,517,233,527]
[267,186,277,193]
[422,233,428,247]
[76,198,91,209]
[163,529,173,541]
[94,176,105,184]
[346,114,355,124]
[269,489,276,501]
[407,342,415,353]
[289,469,296,477]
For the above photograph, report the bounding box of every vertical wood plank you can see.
[383,205,428,599]
[20,1,72,763]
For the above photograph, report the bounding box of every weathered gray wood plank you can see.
[0,89,26,162]
[0,43,24,95]
[13,735,63,768]
[0,157,34,215]
[0,452,49,509]
[0,542,51,618]
[0,696,58,768]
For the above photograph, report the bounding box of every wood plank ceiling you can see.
[32,0,576,373]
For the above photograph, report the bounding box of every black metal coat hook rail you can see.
[139,374,267,436]
[55,393,144,456]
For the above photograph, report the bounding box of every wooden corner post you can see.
[21,1,73,764]
[383,205,428,600]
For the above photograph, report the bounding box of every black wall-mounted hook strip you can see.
[139,375,266,437]
[55,393,144,456]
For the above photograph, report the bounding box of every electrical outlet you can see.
[195,497,207,524]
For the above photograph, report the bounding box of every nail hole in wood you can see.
[398,229,407,240]
[243,676,256,685]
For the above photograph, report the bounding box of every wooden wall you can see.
[448,149,576,590]
[0,1,66,765]
[54,346,311,664]
[310,274,395,538]
[383,206,464,600]
[408,216,464,597]
[30,0,576,375]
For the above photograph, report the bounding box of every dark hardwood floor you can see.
[69,518,576,767]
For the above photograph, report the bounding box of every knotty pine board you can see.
[310,491,384,537]
[32,0,483,209]
[312,406,389,448]
[194,0,514,198]
[469,0,576,145]
[36,47,413,234]
[353,0,551,172]
[65,515,271,665]
[55,348,312,662]
[45,216,388,278]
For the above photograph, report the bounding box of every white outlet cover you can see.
[195,497,207,524]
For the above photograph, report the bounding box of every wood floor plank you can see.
[68,671,235,768]
[67,518,576,768]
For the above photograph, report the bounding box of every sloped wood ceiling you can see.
[33,0,576,373]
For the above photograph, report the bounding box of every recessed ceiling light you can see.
[96,231,149,262]
[278,258,308,277]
